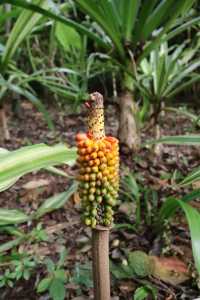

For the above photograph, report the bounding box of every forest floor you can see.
[0,100,200,300]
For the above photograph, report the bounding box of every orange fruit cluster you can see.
[76,132,119,228]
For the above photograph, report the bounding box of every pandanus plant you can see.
[76,92,119,300]
[2,0,199,150]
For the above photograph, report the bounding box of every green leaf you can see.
[134,287,149,300]
[35,183,77,218]
[2,0,49,69]
[181,167,200,186]
[141,0,175,40]
[134,284,157,300]
[158,190,200,225]
[0,237,25,253]
[158,194,200,275]
[58,247,68,268]
[54,269,66,282]
[55,22,81,52]
[0,209,29,226]
[0,0,110,51]
[138,14,200,63]
[146,135,200,146]
[177,201,200,275]
[110,260,133,280]
[73,262,93,288]
[0,144,77,192]
[124,0,141,42]
[37,277,52,293]
[49,278,65,300]
[76,0,125,58]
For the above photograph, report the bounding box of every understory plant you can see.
[2,0,199,151]
[137,39,200,123]
[0,0,52,140]
[0,142,77,295]
[37,247,68,300]
[120,165,200,276]
[0,1,89,139]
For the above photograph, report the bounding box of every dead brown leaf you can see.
[151,256,190,285]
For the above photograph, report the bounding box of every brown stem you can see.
[92,226,110,300]
[0,107,10,141]
[118,90,140,152]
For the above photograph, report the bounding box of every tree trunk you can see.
[0,106,10,141]
[118,90,140,152]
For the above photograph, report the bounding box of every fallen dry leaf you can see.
[22,179,50,190]
[150,256,190,285]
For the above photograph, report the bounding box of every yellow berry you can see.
[91,152,98,159]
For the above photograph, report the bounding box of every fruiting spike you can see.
[76,92,119,228]
[87,92,105,140]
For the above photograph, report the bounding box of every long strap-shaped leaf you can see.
[76,0,125,59]
[2,0,48,69]
[0,0,110,53]
[146,135,200,146]
[181,168,200,186]
[0,144,77,192]
[158,194,200,275]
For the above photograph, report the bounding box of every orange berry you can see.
[98,151,104,158]
[85,167,91,173]
[91,152,97,159]
[86,146,93,154]
[100,156,107,164]
[84,174,90,181]
[94,158,100,166]
[104,140,111,149]
[77,140,85,148]
[85,154,90,161]
[84,139,92,147]
[106,153,113,160]
[76,133,87,141]
[108,159,115,166]
[102,169,109,176]
[79,148,87,155]
[92,144,99,152]
[77,156,85,163]
[89,160,94,166]
[99,142,106,150]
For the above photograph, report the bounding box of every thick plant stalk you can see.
[118,90,140,152]
[0,107,10,141]
[76,92,119,300]
[92,226,110,300]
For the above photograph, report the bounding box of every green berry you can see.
[96,196,103,203]
[91,218,97,228]
[91,208,97,216]
[89,187,96,194]
[85,218,91,226]
[84,183,90,189]
[88,194,95,202]
[90,173,96,181]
